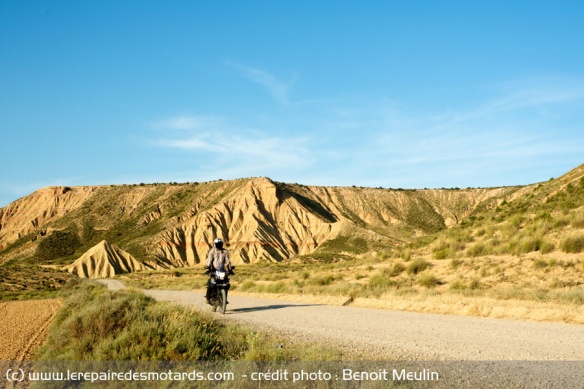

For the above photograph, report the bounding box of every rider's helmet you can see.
[214,238,223,249]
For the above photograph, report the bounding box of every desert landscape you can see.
[3,2,584,387]
[1,165,583,387]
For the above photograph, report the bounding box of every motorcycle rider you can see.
[205,238,232,304]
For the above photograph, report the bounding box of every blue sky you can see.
[1,1,584,207]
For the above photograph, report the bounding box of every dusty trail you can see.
[97,280,584,361]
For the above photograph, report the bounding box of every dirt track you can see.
[99,279,584,361]
[0,299,61,360]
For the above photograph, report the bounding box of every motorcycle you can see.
[205,266,235,314]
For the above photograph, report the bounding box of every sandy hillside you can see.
[65,240,150,278]
[0,299,61,360]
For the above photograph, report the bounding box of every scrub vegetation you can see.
[37,280,345,362]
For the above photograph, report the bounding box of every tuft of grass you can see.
[540,240,556,254]
[560,234,584,253]
[571,216,584,229]
[449,277,466,290]
[386,262,405,277]
[433,248,450,260]
[533,258,548,269]
[400,249,412,262]
[406,258,431,275]
[467,243,486,257]
[307,275,337,286]
[518,237,543,254]
[468,278,481,290]
[418,272,439,288]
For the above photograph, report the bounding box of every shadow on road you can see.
[230,304,318,314]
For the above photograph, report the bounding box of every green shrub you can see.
[450,258,463,269]
[35,231,82,262]
[407,259,430,275]
[560,234,584,253]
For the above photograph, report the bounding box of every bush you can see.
[407,259,431,275]
[418,272,439,288]
[37,282,247,361]
[36,231,82,262]
[560,234,584,253]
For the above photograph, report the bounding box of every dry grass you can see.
[119,247,584,324]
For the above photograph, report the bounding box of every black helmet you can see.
[214,238,223,249]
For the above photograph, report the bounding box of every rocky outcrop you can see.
[65,240,150,278]
[151,178,518,264]
[0,186,96,250]
[155,178,336,265]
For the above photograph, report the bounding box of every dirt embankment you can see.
[0,299,61,360]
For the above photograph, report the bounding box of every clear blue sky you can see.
[2,1,584,207]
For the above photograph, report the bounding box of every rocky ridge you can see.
[6,164,580,269]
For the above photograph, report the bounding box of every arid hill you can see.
[65,240,151,278]
[1,163,583,273]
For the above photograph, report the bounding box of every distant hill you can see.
[1,163,583,272]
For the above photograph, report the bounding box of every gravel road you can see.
[96,280,584,361]
[98,280,584,387]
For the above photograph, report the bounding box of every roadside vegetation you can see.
[37,279,346,362]
[0,264,74,301]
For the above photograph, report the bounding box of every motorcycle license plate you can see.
[216,271,226,280]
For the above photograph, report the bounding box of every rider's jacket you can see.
[206,247,231,271]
